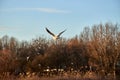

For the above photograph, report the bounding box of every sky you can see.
[0,0,120,41]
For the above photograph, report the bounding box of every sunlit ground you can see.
[0,71,120,80]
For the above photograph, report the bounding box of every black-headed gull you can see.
[46,27,66,40]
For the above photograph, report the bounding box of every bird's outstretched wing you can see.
[46,28,55,36]
[58,29,66,37]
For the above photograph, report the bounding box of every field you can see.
[1,71,119,80]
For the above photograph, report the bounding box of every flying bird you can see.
[46,27,66,40]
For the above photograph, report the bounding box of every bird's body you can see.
[45,27,66,40]
[53,35,58,40]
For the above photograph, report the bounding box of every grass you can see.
[0,71,117,80]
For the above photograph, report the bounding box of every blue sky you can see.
[0,0,120,41]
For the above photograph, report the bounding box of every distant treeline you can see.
[0,23,120,78]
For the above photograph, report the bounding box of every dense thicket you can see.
[0,23,120,79]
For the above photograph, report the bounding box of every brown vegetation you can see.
[0,23,120,80]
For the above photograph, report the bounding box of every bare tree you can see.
[86,23,120,79]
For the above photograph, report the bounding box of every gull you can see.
[46,27,66,40]
[27,56,29,61]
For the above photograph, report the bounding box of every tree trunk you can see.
[112,62,116,80]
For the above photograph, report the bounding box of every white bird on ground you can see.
[46,27,66,40]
